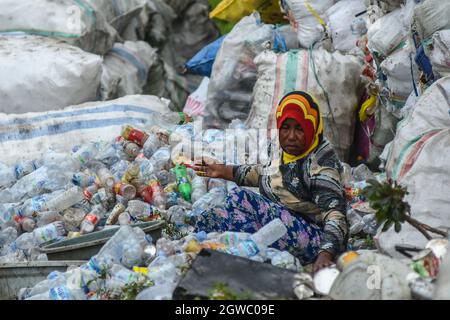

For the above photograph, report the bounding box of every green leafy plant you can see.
[207,282,254,300]
[364,179,448,240]
[120,277,154,300]
[364,235,375,248]
[162,218,188,240]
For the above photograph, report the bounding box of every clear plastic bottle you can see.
[96,167,116,190]
[149,147,171,172]
[127,200,158,221]
[111,160,131,181]
[106,203,126,226]
[156,238,176,257]
[118,212,132,226]
[72,143,101,168]
[250,218,287,250]
[135,282,176,300]
[96,141,125,167]
[12,231,36,250]
[121,163,140,184]
[218,232,251,247]
[72,171,97,188]
[80,205,105,234]
[113,182,136,200]
[148,179,166,210]
[121,240,143,268]
[143,134,162,159]
[0,227,18,247]
[97,226,140,264]
[109,264,140,287]
[157,111,192,127]
[2,167,68,203]
[192,187,227,215]
[36,211,64,228]
[33,221,67,245]
[28,271,68,298]
[14,160,41,180]
[45,186,84,213]
[155,170,175,188]
[191,176,207,204]
[136,157,155,183]
[207,178,227,191]
[167,205,188,228]
[83,185,98,201]
[121,140,141,159]
[16,217,36,232]
[49,285,86,300]
[19,190,62,218]
[226,219,288,259]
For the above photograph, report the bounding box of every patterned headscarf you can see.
[276,91,323,163]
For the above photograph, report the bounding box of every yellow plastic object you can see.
[210,0,284,24]
[337,251,360,271]
[133,266,149,275]
[359,95,377,122]
[185,239,203,253]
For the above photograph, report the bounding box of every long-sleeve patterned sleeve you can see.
[232,165,262,187]
[309,164,348,258]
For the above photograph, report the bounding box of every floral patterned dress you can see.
[195,139,348,265]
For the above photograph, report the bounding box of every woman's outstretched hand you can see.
[193,157,235,181]
[313,251,334,273]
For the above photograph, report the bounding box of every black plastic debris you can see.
[173,249,299,300]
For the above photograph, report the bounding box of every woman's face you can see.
[279,118,306,156]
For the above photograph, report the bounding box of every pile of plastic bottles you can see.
[19,217,302,300]
[0,111,226,264]
[340,163,382,250]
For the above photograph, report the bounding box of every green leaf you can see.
[382,220,394,232]
[394,222,402,233]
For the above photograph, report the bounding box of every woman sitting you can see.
[194,91,348,272]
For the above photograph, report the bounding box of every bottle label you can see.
[84,213,99,225]
[122,126,148,147]
[31,195,48,212]
[50,286,72,300]
[36,224,59,243]
[228,240,259,258]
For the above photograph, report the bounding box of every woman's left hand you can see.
[313,251,334,273]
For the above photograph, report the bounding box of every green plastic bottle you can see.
[174,164,192,202]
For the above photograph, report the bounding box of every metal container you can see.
[0,261,85,300]
[39,221,165,261]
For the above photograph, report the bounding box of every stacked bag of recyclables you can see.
[371,0,450,256]
[0,35,103,114]
[202,13,299,128]
[0,0,221,114]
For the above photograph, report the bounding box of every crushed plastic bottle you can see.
[224,219,288,259]
[191,176,207,204]
[143,134,162,159]
[0,227,18,247]
[14,160,41,180]
[33,221,67,245]
[36,211,64,228]
[80,205,106,234]
[148,179,166,210]
[127,200,159,222]
[45,186,84,213]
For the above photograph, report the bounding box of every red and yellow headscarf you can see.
[276,91,323,164]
